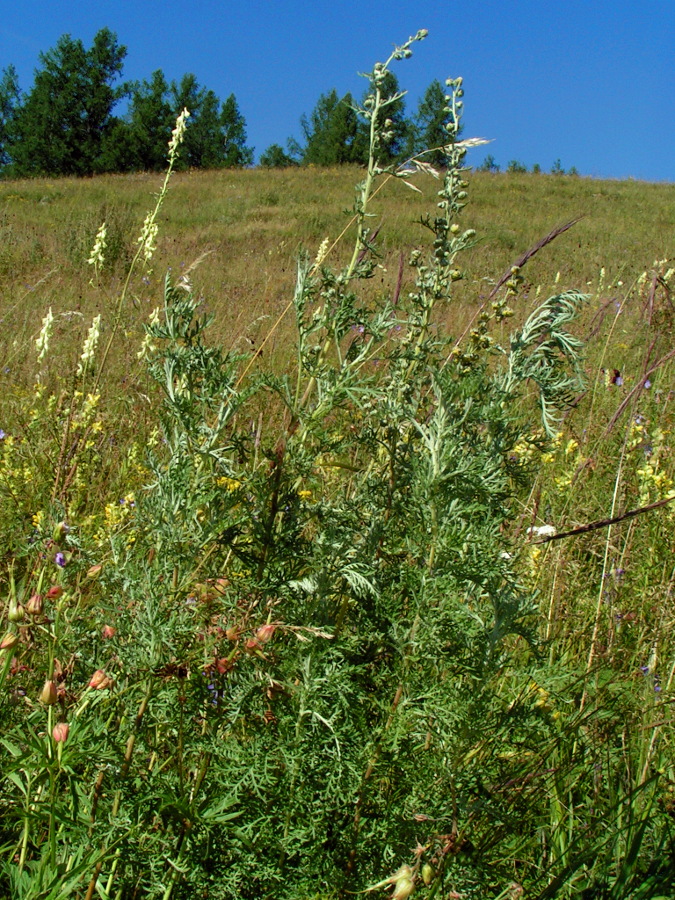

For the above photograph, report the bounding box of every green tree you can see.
[259,143,299,167]
[170,74,252,168]
[478,154,500,173]
[300,89,361,165]
[0,65,21,170]
[219,93,253,167]
[407,78,450,165]
[506,159,527,173]
[100,69,174,172]
[12,28,127,176]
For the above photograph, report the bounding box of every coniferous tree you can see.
[0,65,20,170]
[408,79,452,165]
[11,28,127,176]
[300,89,361,165]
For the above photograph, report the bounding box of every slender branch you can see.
[534,495,675,543]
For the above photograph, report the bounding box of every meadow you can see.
[0,39,674,900]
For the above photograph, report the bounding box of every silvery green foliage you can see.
[101,43,586,897]
[503,290,586,437]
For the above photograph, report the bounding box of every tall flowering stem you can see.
[93,108,190,392]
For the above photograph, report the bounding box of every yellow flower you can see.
[217,476,241,492]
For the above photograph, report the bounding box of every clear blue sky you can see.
[1,0,673,181]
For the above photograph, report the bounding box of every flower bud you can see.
[46,586,64,601]
[256,623,278,644]
[8,599,24,622]
[0,631,19,651]
[101,625,116,640]
[89,669,113,690]
[52,722,69,743]
[392,868,415,900]
[26,594,44,616]
[86,564,103,580]
[422,863,434,886]
[39,679,58,705]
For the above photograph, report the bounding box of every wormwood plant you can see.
[0,32,602,900]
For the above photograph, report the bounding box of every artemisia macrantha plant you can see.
[0,33,588,900]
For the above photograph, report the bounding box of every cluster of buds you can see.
[365,864,415,900]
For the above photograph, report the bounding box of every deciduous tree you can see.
[11,28,127,176]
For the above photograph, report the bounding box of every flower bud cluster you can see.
[87,222,107,276]
[168,108,190,161]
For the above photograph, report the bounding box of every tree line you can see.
[0,29,252,177]
[0,28,470,178]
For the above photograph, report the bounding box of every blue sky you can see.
[1,0,673,181]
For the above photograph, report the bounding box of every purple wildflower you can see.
[644,379,651,389]
[0,429,5,439]
[54,552,66,568]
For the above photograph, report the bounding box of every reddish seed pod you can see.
[46,586,64,600]
[89,669,113,690]
[101,625,116,639]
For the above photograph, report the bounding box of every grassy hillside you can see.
[1,167,672,371]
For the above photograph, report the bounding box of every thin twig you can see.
[534,495,675,543]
